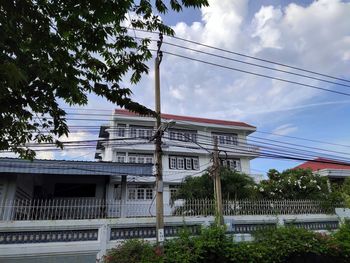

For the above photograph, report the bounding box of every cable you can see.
[141,38,350,89]
[60,108,350,149]
[157,50,350,97]
[128,27,350,84]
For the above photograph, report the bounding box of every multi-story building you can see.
[96,109,258,213]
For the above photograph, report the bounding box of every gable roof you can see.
[294,157,350,171]
[114,109,256,129]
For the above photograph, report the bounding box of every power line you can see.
[157,40,350,89]
[157,50,350,97]
[128,27,350,84]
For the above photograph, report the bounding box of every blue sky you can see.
[5,0,350,178]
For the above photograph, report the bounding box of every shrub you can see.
[102,239,162,263]
[165,226,232,263]
[333,221,350,258]
[253,227,339,262]
[104,225,350,263]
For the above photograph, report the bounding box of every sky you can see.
[4,0,350,177]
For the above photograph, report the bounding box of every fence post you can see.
[96,222,109,262]
[335,208,350,225]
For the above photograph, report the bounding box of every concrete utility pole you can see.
[154,33,164,248]
[213,137,224,225]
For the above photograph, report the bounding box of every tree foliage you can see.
[173,168,257,200]
[0,0,208,158]
[257,168,330,199]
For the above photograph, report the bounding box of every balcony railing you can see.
[0,198,337,221]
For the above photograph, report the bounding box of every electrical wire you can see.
[156,50,350,97]
[127,27,350,84]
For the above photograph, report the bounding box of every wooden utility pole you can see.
[213,137,224,225]
[155,33,164,248]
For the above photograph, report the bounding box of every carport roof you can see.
[0,158,153,177]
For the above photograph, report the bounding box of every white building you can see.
[96,109,259,213]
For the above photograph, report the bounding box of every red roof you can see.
[114,109,256,129]
[294,157,350,171]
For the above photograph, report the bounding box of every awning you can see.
[0,158,153,177]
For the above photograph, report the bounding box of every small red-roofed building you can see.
[294,157,350,183]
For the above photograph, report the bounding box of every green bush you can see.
[165,226,231,263]
[102,239,162,263]
[104,225,350,263]
[252,227,341,262]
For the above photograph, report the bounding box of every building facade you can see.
[96,109,259,212]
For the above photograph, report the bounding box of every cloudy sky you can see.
[12,0,350,176]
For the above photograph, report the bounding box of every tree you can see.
[257,169,329,200]
[0,0,208,158]
[173,168,257,200]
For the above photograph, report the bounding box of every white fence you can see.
[0,198,337,221]
[172,199,336,216]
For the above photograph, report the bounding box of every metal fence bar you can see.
[0,198,338,221]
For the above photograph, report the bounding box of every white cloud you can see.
[130,0,350,130]
[272,124,298,136]
[56,131,96,160]
[36,151,55,160]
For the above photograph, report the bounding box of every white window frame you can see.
[169,131,176,140]
[138,129,145,138]
[185,158,192,170]
[137,157,145,164]
[116,152,126,163]
[129,156,136,163]
[177,157,185,170]
[145,157,153,164]
[192,158,199,170]
[130,128,137,138]
[116,124,126,137]
[145,189,153,200]
[169,157,177,169]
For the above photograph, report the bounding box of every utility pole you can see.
[154,33,164,249]
[213,137,224,225]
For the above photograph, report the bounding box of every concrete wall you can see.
[1,211,349,262]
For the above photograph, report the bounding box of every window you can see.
[117,124,126,137]
[128,189,136,200]
[169,156,199,170]
[219,135,226,144]
[145,189,153,200]
[145,129,153,139]
[128,186,153,200]
[116,152,126,163]
[129,156,136,163]
[185,158,192,170]
[212,133,238,145]
[169,185,179,200]
[138,129,145,138]
[169,157,177,169]
[137,188,144,199]
[177,157,185,169]
[130,128,137,138]
[193,158,199,170]
[130,125,153,139]
[113,185,121,200]
[145,157,153,164]
[221,159,241,171]
[137,157,145,163]
[170,131,176,140]
[176,132,184,141]
[190,134,197,143]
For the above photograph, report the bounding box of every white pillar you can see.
[96,223,108,262]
